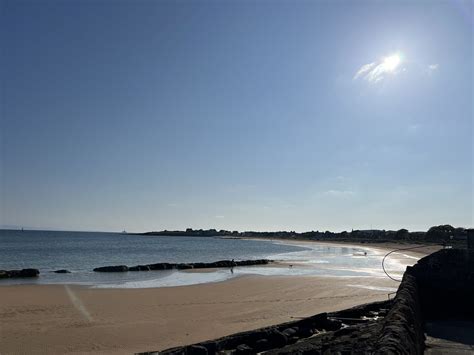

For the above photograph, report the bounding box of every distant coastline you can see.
[1,224,470,247]
[138,224,470,247]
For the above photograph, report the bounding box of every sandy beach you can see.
[0,243,440,355]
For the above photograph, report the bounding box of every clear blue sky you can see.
[1,0,472,232]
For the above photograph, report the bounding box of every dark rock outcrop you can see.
[53,269,71,273]
[235,344,252,354]
[266,322,382,354]
[93,265,129,272]
[129,265,151,271]
[187,345,208,355]
[94,259,271,272]
[138,302,390,354]
[0,268,40,279]
[147,263,174,271]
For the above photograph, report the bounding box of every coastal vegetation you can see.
[141,224,470,246]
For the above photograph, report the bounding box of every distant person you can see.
[230,259,236,274]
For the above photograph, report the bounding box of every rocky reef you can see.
[53,269,71,273]
[0,268,40,279]
[93,259,271,272]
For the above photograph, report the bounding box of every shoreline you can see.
[0,240,439,289]
[242,237,442,255]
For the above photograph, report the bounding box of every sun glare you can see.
[382,54,401,72]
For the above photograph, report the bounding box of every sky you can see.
[1,0,472,233]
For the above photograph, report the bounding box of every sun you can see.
[382,54,401,72]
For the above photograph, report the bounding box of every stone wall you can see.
[375,272,424,354]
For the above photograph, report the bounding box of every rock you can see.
[53,269,71,273]
[94,260,272,273]
[236,344,253,354]
[138,296,397,355]
[147,263,174,270]
[267,330,288,348]
[282,327,298,337]
[255,338,270,351]
[93,265,129,272]
[129,265,150,271]
[176,264,193,270]
[187,345,208,354]
[190,263,207,269]
[198,341,217,354]
[20,269,40,277]
[0,268,40,278]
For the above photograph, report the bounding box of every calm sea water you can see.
[0,230,415,288]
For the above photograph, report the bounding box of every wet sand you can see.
[0,242,439,355]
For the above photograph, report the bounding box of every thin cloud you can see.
[324,190,355,197]
[353,62,376,80]
[427,64,439,74]
[354,53,403,83]
[407,123,421,133]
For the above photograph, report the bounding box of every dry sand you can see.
[0,242,439,355]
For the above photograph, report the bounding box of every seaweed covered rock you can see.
[93,265,129,272]
[94,260,272,272]
[0,268,40,278]
[53,269,71,273]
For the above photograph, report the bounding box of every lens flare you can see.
[382,54,401,72]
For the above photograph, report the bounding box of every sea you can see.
[0,230,416,289]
